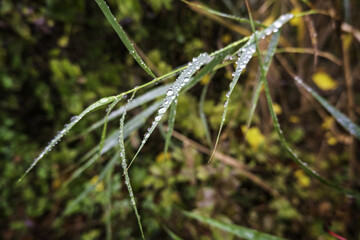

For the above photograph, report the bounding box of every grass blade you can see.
[294,76,360,141]
[164,98,178,157]
[97,98,122,165]
[94,0,156,78]
[105,165,113,240]
[182,210,286,240]
[244,5,360,197]
[199,77,213,147]
[245,31,281,132]
[19,96,116,182]
[210,42,256,161]
[118,91,145,239]
[182,0,266,28]
[164,226,184,240]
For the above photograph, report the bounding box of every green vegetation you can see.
[1,0,360,239]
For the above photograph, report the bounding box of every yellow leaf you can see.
[156,152,171,163]
[289,7,302,26]
[242,126,265,150]
[221,33,232,45]
[294,169,311,188]
[312,72,338,91]
[321,117,334,130]
[327,136,337,146]
[273,103,282,115]
[58,35,69,47]
[200,74,211,85]
[90,175,104,192]
[289,115,300,123]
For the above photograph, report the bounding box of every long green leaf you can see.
[19,96,116,182]
[105,165,113,240]
[164,227,184,240]
[164,98,178,157]
[119,91,145,239]
[97,97,122,167]
[245,31,281,132]
[182,0,266,28]
[199,77,213,147]
[182,211,286,240]
[294,76,360,140]
[250,22,360,198]
[94,0,156,78]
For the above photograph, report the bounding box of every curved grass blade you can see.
[105,165,113,240]
[94,0,156,78]
[181,0,266,28]
[263,77,360,197]
[164,226,184,240]
[119,91,145,239]
[294,76,360,141]
[210,42,256,162]
[199,77,213,147]
[247,14,360,198]
[97,98,122,164]
[182,210,286,240]
[245,31,281,132]
[63,101,162,186]
[19,96,116,182]
[128,53,213,169]
[164,98,178,157]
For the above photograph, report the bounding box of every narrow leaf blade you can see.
[182,211,287,240]
[94,0,156,78]
[294,76,360,140]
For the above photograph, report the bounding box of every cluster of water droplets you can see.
[140,53,213,144]
[117,92,145,239]
[225,13,294,110]
[262,13,294,37]
[118,92,137,205]
[209,13,296,160]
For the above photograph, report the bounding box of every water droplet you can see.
[155,116,162,122]
[166,90,173,96]
[274,21,282,28]
[158,108,166,114]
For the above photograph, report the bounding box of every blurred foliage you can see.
[1,0,360,239]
